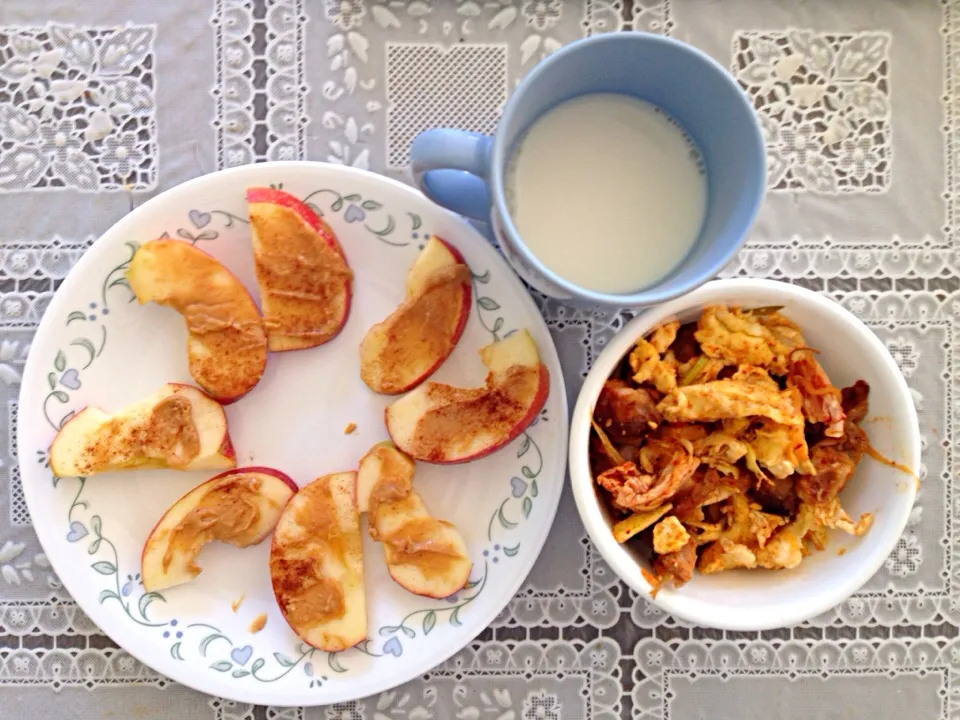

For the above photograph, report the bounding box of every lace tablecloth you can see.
[0,1,952,718]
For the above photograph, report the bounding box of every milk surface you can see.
[505,94,707,294]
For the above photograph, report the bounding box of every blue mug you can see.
[410,33,766,307]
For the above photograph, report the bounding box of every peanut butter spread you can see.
[248,612,268,634]
[250,203,353,348]
[367,447,415,539]
[367,447,463,572]
[383,516,462,577]
[183,296,267,399]
[84,394,200,474]
[162,474,263,575]
[360,264,471,393]
[410,364,542,461]
[136,241,267,400]
[270,482,349,627]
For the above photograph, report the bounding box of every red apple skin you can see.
[361,236,472,395]
[246,188,352,352]
[392,238,471,395]
[206,466,299,493]
[372,279,470,396]
[139,466,298,576]
[385,565,469,600]
[385,363,550,465]
[219,434,236,462]
[245,187,344,256]
[442,239,472,354]
[434,236,466,265]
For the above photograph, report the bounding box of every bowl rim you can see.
[568,278,921,630]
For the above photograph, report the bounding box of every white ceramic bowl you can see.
[569,279,921,630]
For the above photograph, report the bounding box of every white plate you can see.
[17,162,568,706]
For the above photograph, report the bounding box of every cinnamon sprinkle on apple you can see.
[249,612,268,634]
[344,422,357,435]
[231,593,245,613]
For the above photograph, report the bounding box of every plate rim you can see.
[17,161,569,706]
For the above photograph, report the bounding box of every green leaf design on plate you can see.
[503,544,520,558]
[92,561,116,575]
[522,497,532,518]
[497,502,517,530]
[170,642,183,661]
[473,270,490,284]
[521,466,535,479]
[477,297,500,311]
[51,390,69,403]
[531,479,539,498]
[91,515,102,536]
[450,606,463,627]
[99,589,119,603]
[273,652,295,667]
[232,669,250,678]
[47,372,56,391]
[87,538,101,555]
[54,351,66,372]
[199,633,231,656]
[331,197,344,212]
[343,193,362,201]
[518,435,531,459]
[138,591,165,619]
[366,215,396,237]
[329,653,348,673]
[423,611,437,636]
[361,200,382,210]
[251,658,264,674]
[67,311,88,325]
[210,661,232,672]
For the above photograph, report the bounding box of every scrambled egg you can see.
[653,516,690,554]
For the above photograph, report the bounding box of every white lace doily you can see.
[0,0,954,717]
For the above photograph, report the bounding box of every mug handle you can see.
[411,129,494,221]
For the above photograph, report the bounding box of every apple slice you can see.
[127,240,267,403]
[141,467,297,592]
[356,441,410,514]
[357,443,471,598]
[247,187,353,351]
[359,236,471,394]
[49,383,236,478]
[385,329,550,463]
[270,472,366,652]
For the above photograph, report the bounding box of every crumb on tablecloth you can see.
[231,593,245,613]
[344,422,357,434]
[249,613,268,634]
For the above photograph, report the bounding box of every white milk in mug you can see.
[505,93,707,295]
